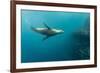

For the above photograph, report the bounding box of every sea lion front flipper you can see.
[43,23,51,29]
[43,36,50,41]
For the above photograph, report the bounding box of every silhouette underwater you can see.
[31,23,64,40]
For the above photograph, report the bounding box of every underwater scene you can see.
[21,9,90,63]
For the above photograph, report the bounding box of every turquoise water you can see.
[21,9,90,63]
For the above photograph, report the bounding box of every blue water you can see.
[21,9,90,63]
